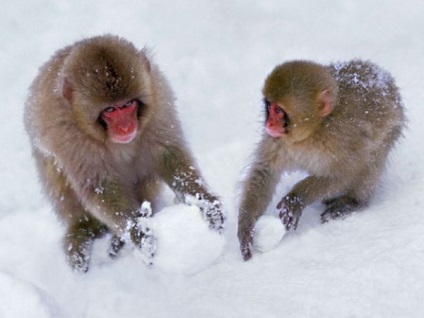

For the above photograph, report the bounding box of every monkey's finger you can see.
[283,218,293,231]
[279,209,292,230]
[292,214,300,230]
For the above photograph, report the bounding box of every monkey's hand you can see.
[277,195,304,231]
[238,219,255,261]
[130,218,157,266]
[186,194,226,232]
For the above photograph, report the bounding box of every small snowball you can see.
[148,204,225,275]
[253,215,287,253]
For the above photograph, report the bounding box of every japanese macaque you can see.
[24,35,224,272]
[238,60,405,260]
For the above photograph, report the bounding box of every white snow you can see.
[1,0,424,317]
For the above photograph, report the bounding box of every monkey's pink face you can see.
[265,102,288,138]
[101,100,139,143]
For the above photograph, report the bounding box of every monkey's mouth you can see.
[265,103,289,138]
[266,122,289,138]
[110,130,137,144]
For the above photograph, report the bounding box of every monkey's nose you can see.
[118,123,133,133]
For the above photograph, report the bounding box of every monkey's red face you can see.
[265,101,289,138]
[101,100,139,143]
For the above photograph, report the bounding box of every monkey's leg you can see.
[321,152,387,223]
[58,186,108,272]
[36,155,108,271]
[55,188,108,272]
[65,216,108,272]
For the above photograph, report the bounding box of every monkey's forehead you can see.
[62,44,149,105]
[262,62,336,100]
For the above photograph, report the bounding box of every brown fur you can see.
[238,60,405,261]
[25,35,224,272]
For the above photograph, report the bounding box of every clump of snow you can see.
[253,215,287,253]
[135,204,225,275]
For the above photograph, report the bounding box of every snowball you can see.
[141,204,225,275]
[253,215,287,253]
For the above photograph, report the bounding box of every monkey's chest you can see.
[281,145,335,177]
[110,147,155,178]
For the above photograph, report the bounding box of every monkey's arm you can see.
[157,145,225,231]
[238,141,282,260]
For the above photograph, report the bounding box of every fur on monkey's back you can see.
[328,60,405,129]
[323,60,405,147]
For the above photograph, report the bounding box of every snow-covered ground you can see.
[1,0,424,317]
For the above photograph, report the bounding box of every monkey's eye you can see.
[121,100,138,113]
[123,100,135,108]
[274,106,285,114]
[104,106,116,113]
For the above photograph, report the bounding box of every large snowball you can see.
[253,215,287,253]
[147,204,225,275]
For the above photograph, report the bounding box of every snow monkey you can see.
[24,35,225,272]
[238,60,405,260]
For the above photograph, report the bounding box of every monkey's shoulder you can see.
[329,60,397,96]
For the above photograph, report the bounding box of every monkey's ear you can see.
[62,78,74,102]
[316,89,334,117]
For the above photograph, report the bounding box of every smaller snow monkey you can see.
[24,35,225,272]
[238,60,405,260]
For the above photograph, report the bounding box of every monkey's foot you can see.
[321,196,361,223]
[66,240,92,273]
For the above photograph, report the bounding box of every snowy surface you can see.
[1,0,424,317]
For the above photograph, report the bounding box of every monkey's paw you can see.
[203,201,226,232]
[238,221,255,261]
[186,194,226,232]
[130,219,157,266]
[277,195,304,231]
